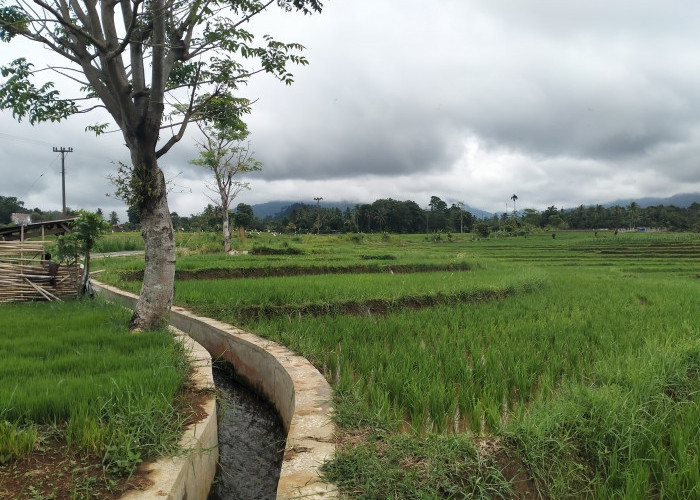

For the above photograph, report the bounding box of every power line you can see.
[0,131,55,147]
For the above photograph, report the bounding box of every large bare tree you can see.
[191,124,262,253]
[0,0,322,330]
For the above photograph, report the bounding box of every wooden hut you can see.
[0,218,81,302]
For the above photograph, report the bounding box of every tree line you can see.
[169,197,700,235]
[4,194,699,236]
[493,202,700,234]
[162,196,476,235]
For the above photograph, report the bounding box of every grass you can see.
[323,432,511,499]
[0,299,191,495]
[94,230,700,498]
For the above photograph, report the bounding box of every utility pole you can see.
[314,197,323,235]
[458,201,464,233]
[53,146,73,215]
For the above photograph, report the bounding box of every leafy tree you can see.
[54,210,110,296]
[191,124,262,252]
[428,196,448,231]
[126,205,141,226]
[170,212,184,231]
[108,211,119,226]
[627,202,640,229]
[234,203,255,231]
[0,0,323,329]
[474,222,490,238]
[429,195,448,213]
[0,195,25,224]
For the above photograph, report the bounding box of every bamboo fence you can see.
[0,241,81,303]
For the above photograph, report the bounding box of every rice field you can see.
[0,299,190,496]
[96,230,700,498]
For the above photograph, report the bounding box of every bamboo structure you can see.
[0,241,80,303]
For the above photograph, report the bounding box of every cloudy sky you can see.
[2,0,700,221]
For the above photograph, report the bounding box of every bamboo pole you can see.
[24,278,61,301]
[0,240,80,302]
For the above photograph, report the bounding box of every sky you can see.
[2,0,700,221]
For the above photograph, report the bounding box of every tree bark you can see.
[222,211,232,253]
[78,252,90,297]
[130,165,175,331]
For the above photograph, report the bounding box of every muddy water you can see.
[209,363,286,500]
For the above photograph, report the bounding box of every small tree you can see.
[474,222,490,238]
[234,203,255,233]
[108,211,119,226]
[190,125,262,252]
[54,210,110,296]
[1,0,323,330]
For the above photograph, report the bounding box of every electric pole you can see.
[458,201,464,233]
[53,146,73,215]
[314,197,323,235]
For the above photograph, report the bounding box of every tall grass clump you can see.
[506,337,700,499]
[0,420,38,463]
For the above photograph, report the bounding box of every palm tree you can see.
[510,194,518,217]
[627,202,639,230]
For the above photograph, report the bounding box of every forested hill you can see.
[251,193,699,221]
[604,192,699,209]
[251,200,492,220]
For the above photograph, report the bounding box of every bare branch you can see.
[32,0,108,51]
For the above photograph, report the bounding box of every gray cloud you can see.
[2,0,700,216]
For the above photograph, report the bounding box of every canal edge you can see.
[94,281,338,499]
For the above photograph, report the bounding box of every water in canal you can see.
[209,362,286,500]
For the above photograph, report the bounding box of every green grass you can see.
[322,432,511,499]
[0,299,190,478]
[94,230,700,498]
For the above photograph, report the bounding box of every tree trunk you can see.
[78,252,90,297]
[222,211,231,253]
[130,166,176,331]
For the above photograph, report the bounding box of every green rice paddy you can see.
[96,230,700,498]
[0,299,190,493]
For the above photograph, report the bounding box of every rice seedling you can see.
[94,230,700,497]
[0,299,190,496]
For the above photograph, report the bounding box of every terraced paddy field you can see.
[96,230,700,499]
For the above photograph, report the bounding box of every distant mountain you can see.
[251,193,698,221]
[252,200,355,219]
[458,205,492,219]
[602,192,699,209]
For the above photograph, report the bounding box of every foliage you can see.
[474,222,490,238]
[0,195,25,224]
[52,210,111,296]
[234,203,256,230]
[0,0,323,129]
[53,210,110,262]
[189,123,262,253]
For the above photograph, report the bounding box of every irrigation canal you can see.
[209,363,286,499]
